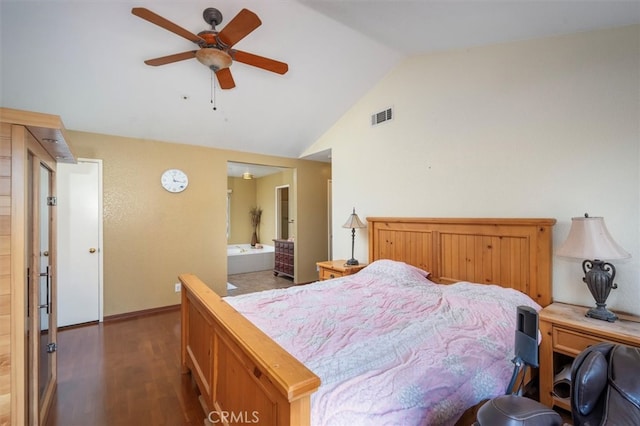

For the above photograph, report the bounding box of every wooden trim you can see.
[1,108,65,129]
[366,217,556,226]
[103,304,180,323]
[10,125,27,426]
[44,161,58,423]
[28,153,39,425]
[0,108,75,164]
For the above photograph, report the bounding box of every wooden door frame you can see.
[29,153,57,426]
[10,124,28,426]
[12,128,58,426]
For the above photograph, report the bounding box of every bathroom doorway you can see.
[226,162,294,292]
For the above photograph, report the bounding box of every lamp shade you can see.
[342,208,366,229]
[195,48,232,71]
[556,216,630,260]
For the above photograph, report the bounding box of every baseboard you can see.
[58,320,99,331]
[104,304,180,322]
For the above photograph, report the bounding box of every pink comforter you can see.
[225,260,540,425]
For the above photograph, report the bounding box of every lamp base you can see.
[582,259,619,322]
[345,258,359,266]
[586,305,618,322]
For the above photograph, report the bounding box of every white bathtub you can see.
[227,244,275,275]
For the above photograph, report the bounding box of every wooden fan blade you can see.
[217,9,261,48]
[216,68,236,89]
[132,7,204,45]
[231,50,288,75]
[144,51,197,66]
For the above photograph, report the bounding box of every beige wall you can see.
[227,177,256,245]
[305,25,640,315]
[228,169,295,246]
[68,131,330,316]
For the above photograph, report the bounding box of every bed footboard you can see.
[179,274,321,426]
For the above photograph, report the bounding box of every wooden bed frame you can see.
[179,217,555,426]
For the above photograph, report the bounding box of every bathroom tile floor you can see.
[227,269,297,296]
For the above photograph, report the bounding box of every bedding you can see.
[224,259,541,426]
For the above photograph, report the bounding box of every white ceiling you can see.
[227,161,286,178]
[2,1,639,163]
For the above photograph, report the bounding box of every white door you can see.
[57,159,103,327]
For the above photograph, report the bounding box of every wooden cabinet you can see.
[538,302,640,411]
[273,239,294,279]
[316,260,367,281]
[1,108,75,425]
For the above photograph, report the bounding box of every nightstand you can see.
[538,302,640,410]
[316,260,367,281]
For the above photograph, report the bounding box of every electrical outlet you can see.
[174,283,181,293]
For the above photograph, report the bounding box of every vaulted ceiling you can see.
[2,1,638,162]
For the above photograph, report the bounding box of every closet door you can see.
[27,152,57,425]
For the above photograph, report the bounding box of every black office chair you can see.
[474,306,563,426]
[476,341,640,426]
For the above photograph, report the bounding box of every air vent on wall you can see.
[371,107,393,126]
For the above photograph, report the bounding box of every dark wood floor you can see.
[46,308,205,426]
[46,270,293,426]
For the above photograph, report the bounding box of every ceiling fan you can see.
[132,7,288,89]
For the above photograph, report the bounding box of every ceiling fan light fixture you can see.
[132,7,288,88]
[196,48,232,71]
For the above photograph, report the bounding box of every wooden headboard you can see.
[367,217,556,307]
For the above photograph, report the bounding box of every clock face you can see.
[161,169,189,193]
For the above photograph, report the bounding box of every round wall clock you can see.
[161,169,189,193]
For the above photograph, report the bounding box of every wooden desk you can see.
[538,302,640,410]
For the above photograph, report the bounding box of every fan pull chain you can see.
[210,71,217,111]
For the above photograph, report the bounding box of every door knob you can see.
[43,251,49,257]
[89,248,97,253]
